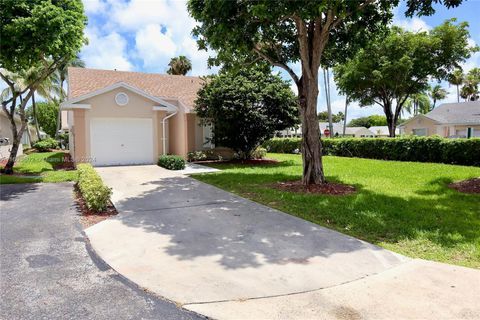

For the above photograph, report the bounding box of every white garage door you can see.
[90,118,154,166]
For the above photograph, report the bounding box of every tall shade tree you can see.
[429,84,448,108]
[335,19,476,137]
[195,65,298,158]
[167,56,192,75]
[0,0,87,174]
[448,69,465,102]
[188,0,464,185]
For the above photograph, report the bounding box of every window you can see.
[412,128,427,136]
[115,92,129,106]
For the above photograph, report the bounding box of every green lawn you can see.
[192,153,480,268]
[0,152,77,184]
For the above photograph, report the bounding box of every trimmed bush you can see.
[77,164,112,212]
[158,155,186,170]
[263,137,480,166]
[251,147,267,159]
[32,138,59,152]
[187,151,207,162]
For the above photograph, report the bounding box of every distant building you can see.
[369,126,399,137]
[398,101,480,138]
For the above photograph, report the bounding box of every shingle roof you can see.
[424,101,480,124]
[67,67,204,112]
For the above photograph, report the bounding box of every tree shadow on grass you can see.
[196,171,480,252]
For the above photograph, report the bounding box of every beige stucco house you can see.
[61,67,213,166]
[399,101,480,138]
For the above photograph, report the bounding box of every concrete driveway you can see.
[0,182,203,320]
[87,165,480,319]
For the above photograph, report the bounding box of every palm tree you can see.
[167,56,192,75]
[405,93,431,115]
[54,56,85,137]
[428,84,448,109]
[448,69,464,103]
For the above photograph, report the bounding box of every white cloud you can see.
[81,28,133,71]
[393,17,432,32]
[83,0,107,14]
[135,24,177,71]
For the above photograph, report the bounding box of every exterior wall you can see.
[401,117,438,136]
[186,113,196,153]
[69,88,183,163]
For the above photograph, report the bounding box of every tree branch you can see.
[293,15,313,80]
[252,46,299,84]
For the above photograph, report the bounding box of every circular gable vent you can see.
[115,92,129,106]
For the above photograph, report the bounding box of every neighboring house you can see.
[61,67,214,166]
[399,101,480,138]
[369,126,399,137]
[278,122,375,138]
[0,109,38,159]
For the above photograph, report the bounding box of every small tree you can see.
[167,56,192,75]
[195,66,298,158]
[335,20,477,137]
[26,101,59,137]
[0,0,86,173]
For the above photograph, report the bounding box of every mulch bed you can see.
[53,152,75,171]
[74,185,118,228]
[193,158,280,165]
[448,178,480,194]
[273,180,356,195]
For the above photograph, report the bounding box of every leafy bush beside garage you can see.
[263,137,480,166]
[158,155,186,170]
[77,164,112,212]
[33,138,59,152]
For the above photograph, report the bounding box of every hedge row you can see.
[77,164,112,212]
[262,137,480,166]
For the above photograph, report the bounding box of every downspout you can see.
[162,109,178,155]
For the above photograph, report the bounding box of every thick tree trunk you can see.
[384,102,396,138]
[298,76,325,185]
[32,93,41,141]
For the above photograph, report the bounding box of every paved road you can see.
[0,182,203,320]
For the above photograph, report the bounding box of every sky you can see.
[35,0,480,120]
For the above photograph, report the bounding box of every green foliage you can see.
[26,101,58,137]
[0,0,87,72]
[348,115,387,128]
[195,65,298,158]
[317,111,344,123]
[187,151,207,162]
[167,55,192,75]
[77,164,112,212]
[158,155,186,170]
[335,19,477,135]
[33,138,59,152]
[263,137,480,166]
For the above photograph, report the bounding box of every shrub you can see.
[251,147,267,159]
[158,155,186,170]
[187,151,207,162]
[32,138,59,152]
[263,137,480,166]
[77,164,112,212]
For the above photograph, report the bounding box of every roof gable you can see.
[61,82,178,112]
[67,67,203,112]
